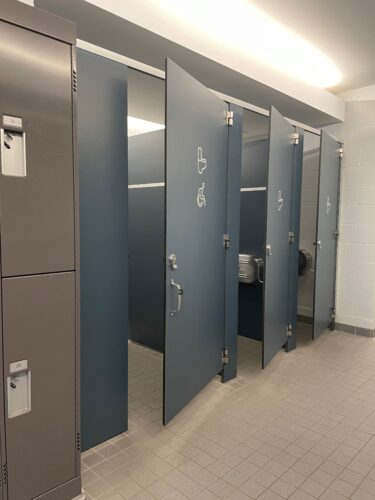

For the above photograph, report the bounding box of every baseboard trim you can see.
[335,322,374,338]
[297,314,313,325]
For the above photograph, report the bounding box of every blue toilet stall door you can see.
[164,60,230,424]
[77,49,128,450]
[313,132,341,339]
[263,107,296,368]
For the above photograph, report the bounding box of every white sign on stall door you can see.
[196,146,208,208]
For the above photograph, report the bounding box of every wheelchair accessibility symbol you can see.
[197,147,207,174]
[277,190,284,211]
[197,182,206,208]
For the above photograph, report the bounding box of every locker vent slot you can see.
[76,432,81,452]
[3,464,7,486]
[72,70,77,93]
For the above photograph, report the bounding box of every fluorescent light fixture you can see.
[151,0,341,88]
[128,116,165,137]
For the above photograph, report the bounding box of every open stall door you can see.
[164,60,228,424]
[77,49,128,450]
[313,132,341,339]
[263,107,295,368]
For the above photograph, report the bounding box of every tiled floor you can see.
[82,325,375,499]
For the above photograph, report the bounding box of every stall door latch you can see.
[222,347,229,365]
[226,111,234,126]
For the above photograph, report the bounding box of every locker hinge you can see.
[331,308,336,321]
[292,133,300,145]
[334,229,340,239]
[223,234,230,249]
[222,347,229,365]
[226,110,234,126]
[338,147,344,159]
[288,231,295,244]
[76,432,81,452]
[3,464,7,486]
[287,324,293,337]
[72,70,77,93]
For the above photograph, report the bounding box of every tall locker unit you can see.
[0,2,81,500]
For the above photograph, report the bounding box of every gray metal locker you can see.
[0,2,80,499]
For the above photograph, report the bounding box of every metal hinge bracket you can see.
[223,234,230,249]
[292,133,300,145]
[288,231,295,244]
[334,229,339,239]
[287,324,293,337]
[222,347,229,365]
[338,147,344,159]
[331,308,336,321]
[226,110,234,126]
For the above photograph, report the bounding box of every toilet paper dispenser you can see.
[238,254,264,285]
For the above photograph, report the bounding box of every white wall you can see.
[324,84,375,331]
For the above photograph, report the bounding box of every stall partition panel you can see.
[129,130,165,352]
[222,104,243,383]
[164,60,228,424]
[77,49,128,450]
[313,132,341,339]
[263,107,295,368]
[287,128,304,349]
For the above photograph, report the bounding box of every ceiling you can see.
[35,0,346,126]
[250,0,375,93]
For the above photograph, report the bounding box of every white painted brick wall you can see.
[324,84,375,330]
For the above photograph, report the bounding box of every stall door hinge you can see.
[287,324,293,337]
[338,147,344,159]
[76,432,81,452]
[292,133,300,145]
[288,231,295,244]
[223,234,230,249]
[331,307,336,321]
[334,229,340,239]
[3,464,7,486]
[72,70,77,93]
[222,347,229,365]
[226,110,234,126]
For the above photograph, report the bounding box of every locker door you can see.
[3,273,76,500]
[77,49,128,450]
[0,21,75,277]
[263,107,295,368]
[164,60,228,424]
[287,128,304,346]
[313,132,341,339]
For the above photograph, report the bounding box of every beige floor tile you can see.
[80,331,375,499]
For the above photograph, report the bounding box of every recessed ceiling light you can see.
[153,0,341,88]
[128,116,165,137]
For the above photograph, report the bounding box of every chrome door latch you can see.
[168,253,178,271]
